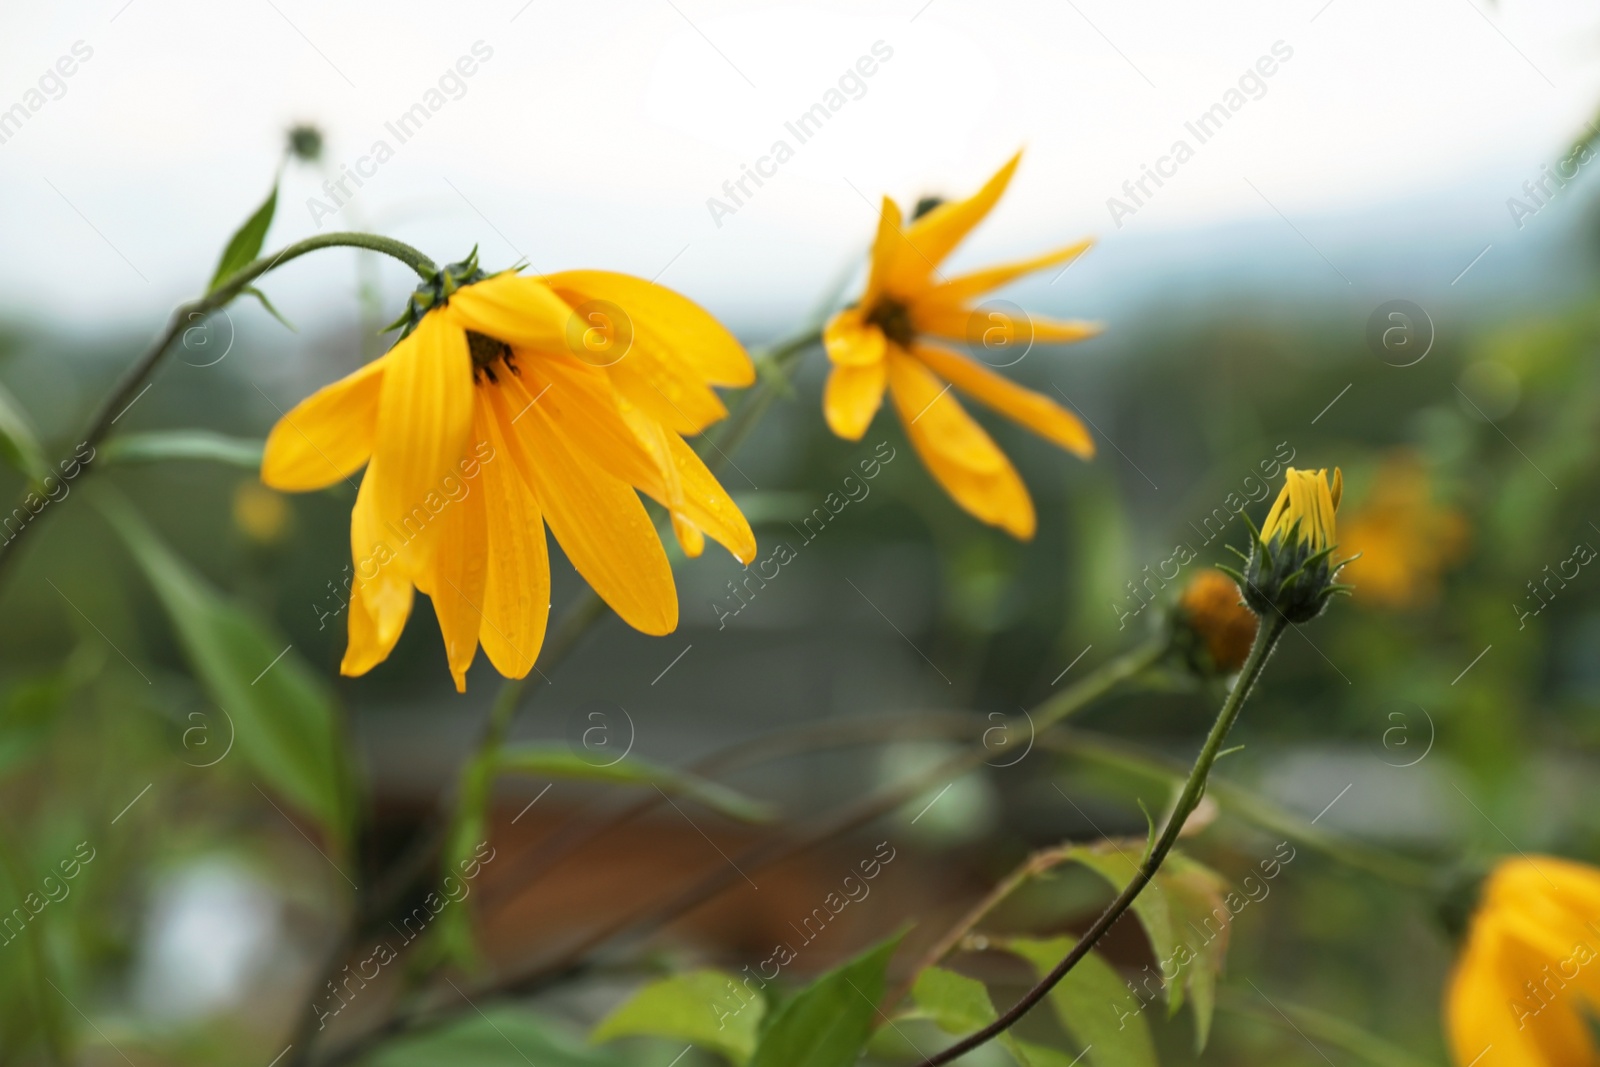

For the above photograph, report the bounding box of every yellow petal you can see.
[861,196,905,309]
[476,399,550,679]
[925,238,1095,305]
[606,346,730,435]
[824,309,888,367]
[342,465,415,676]
[371,310,475,571]
[448,273,572,351]
[911,342,1094,458]
[886,351,1035,539]
[823,360,888,441]
[910,300,1102,348]
[485,385,678,635]
[621,402,757,565]
[507,352,665,497]
[543,270,753,387]
[261,357,385,491]
[885,152,1021,296]
[412,433,489,693]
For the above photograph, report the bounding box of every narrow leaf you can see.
[1061,844,1181,1014]
[1006,938,1157,1067]
[499,744,774,824]
[101,431,264,471]
[99,493,350,845]
[593,970,765,1065]
[1156,853,1231,1051]
[0,380,49,484]
[748,931,903,1067]
[244,286,296,332]
[208,183,278,293]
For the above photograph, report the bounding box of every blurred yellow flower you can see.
[232,482,290,544]
[822,152,1101,540]
[1261,466,1342,553]
[1446,855,1600,1066]
[1338,453,1467,610]
[1175,568,1257,675]
[262,256,755,691]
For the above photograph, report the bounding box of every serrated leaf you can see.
[208,183,278,293]
[101,431,264,471]
[1006,938,1157,1067]
[748,931,903,1067]
[1157,853,1231,1051]
[0,380,49,485]
[375,1007,628,1067]
[99,493,351,847]
[593,970,765,1065]
[498,744,775,824]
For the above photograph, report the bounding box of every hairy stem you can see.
[0,232,436,593]
[910,616,1289,1067]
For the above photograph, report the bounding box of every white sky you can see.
[0,0,1597,333]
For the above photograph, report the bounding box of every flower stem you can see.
[911,615,1290,1067]
[0,232,435,594]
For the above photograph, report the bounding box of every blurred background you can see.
[3,0,1600,1064]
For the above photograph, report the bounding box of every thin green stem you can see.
[912,616,1290,1067]
[311,639,1166,1067]
[0,232,436,593]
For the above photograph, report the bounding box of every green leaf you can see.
[748,931,903,1067]
[101,431,264,471]
[593,969,765,1065]
[1059,844,1180,1014]
[0,379,49,485]
[912,965,1033,1067]
[498,744,775,824]
[208,183,278,293]
[374,1007,629,1067]
[98,493,351,846]
[1156,853,1231,1051]
[243,286,296,331]
[1006,938,1157,1067]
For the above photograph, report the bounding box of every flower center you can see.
[467,330,518,384]
[865,297,916,348]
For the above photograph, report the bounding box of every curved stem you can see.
[911,616,1289,1067]
[312,639,1165,1067]
[0,232,435,593]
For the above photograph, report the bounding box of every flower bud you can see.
[1171,569,1258,676]
[1222,467,1352,624]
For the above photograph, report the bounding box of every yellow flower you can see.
[1338,453,1468,610]
[262,257,755,691]
[232,482,290,544]
[1174,569,1257,675]
[821,152,1101,540]
[1260,466,1343,552]
[1446,855,1600,1066]
[1236,467,1347,624]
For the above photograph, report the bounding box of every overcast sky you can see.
[1,0,1597,333]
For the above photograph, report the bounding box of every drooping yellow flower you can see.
[821,152,1101,540]
[262,256,755,691]
[1446,855,1600,1066]
[1338,453,1468,610]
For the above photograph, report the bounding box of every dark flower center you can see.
[467,330,517,384]
[865,297,915,348]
